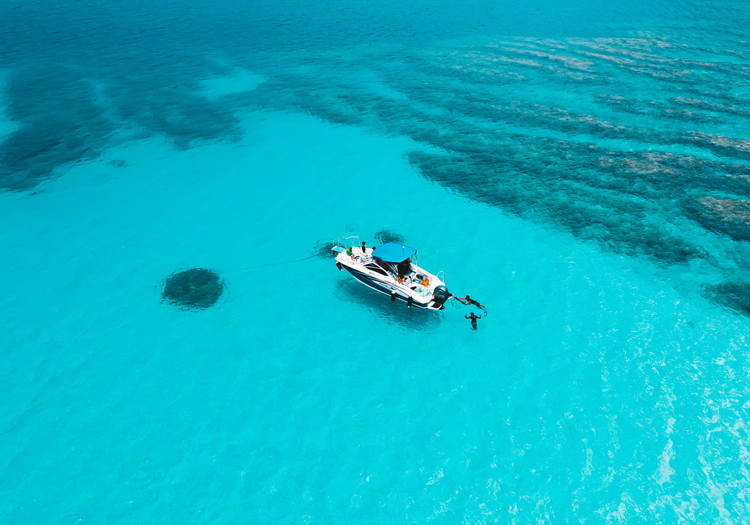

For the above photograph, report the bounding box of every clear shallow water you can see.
[2,0,750,523]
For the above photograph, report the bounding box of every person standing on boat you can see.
[465,312,482,330]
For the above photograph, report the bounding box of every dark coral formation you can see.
[684,196,750,242]
[313,240,338,258]
[375,230,406,245]
[0,66,115,191]
[705,282,750,316]
[162,268,224,310]
[0,58,242,192]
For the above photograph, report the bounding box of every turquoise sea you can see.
[3,0,750,522]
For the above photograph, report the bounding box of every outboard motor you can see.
[432,285,451,308]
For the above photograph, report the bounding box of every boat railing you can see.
[337,235,360,249]
[332,235,361,255]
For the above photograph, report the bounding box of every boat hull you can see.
[343,266,437,309]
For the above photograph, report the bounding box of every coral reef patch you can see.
[374,230,406,245]
[313,240,338,258]
[705,281,750,316]
[684,196,750,242]
[162,268,224,309]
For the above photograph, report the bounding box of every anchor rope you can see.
[225,254,320,274]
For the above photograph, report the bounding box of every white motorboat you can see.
[333,238,451,310]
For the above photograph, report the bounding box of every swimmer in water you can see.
[465,312,482,330]
[456,295,485,309]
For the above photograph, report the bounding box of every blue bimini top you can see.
[371,243,417,263]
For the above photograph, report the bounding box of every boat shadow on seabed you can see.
[334,280,441,331]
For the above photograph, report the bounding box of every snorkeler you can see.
[465,312,482,330]
[455,295,485,309]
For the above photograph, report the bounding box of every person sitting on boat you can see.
[360,241,368,257]
[465,312,482,330]
[346,246,355,261]
[456,295,484,309]
[418,274,430,286]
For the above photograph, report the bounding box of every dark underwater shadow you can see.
[703,281,750,317]
[312,239,338,258]
[375,229,406,245]
[334,279,441,331]
[160,268,226,311]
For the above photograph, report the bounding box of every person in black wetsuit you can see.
[396,258,412,281]
[456,295,485,309]
[465,312,482,330]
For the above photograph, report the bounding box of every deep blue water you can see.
[3,0,750,523]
